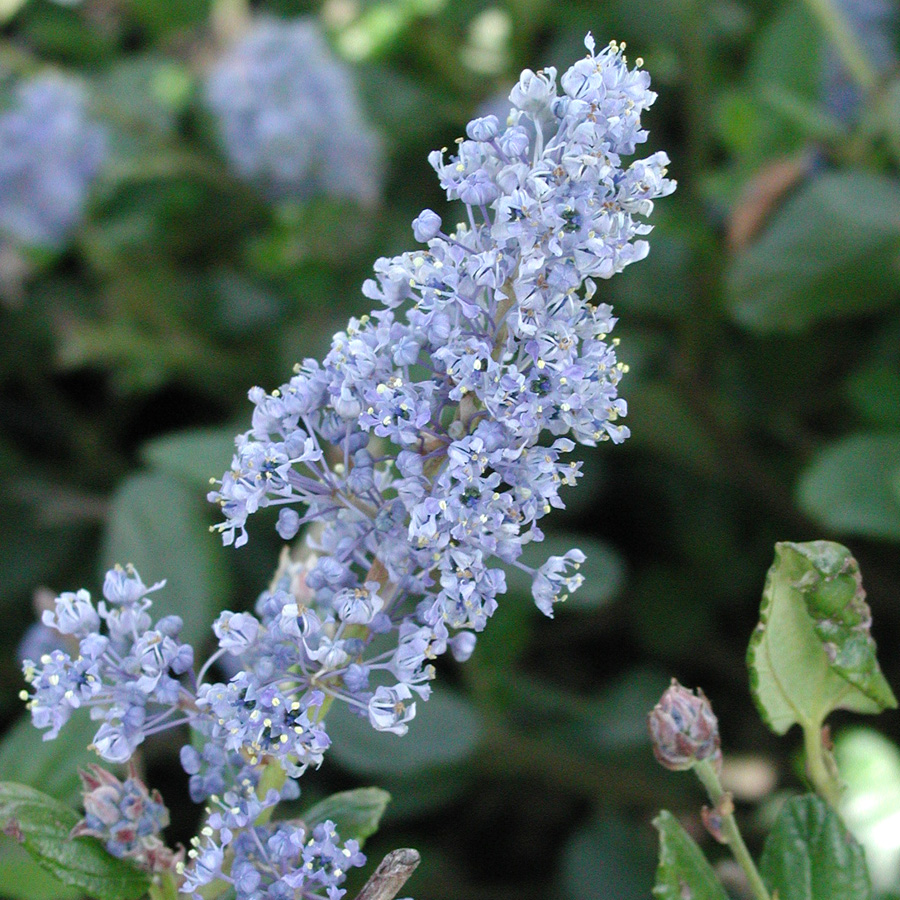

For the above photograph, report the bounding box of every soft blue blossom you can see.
[205,17,382,204]
[208,36,673,742]
[0,75,106,248]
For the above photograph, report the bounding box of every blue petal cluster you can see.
[183,818,365,900]
[0,75,106,248]
[20,566,193,762]
[205,17,382,204]
[208,32,673,725]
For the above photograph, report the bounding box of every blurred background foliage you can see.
[1,0,900,897]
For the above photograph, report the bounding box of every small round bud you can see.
[648,679,721,772]
[466,114,500,142]
[412,209,442,243]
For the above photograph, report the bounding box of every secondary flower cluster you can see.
[0,75,106,248]
[205,17,382,204]
[22,35,672,900]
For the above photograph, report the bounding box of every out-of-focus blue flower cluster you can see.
[0,75,106,249]
[22,36,672,899]
[822,0,897,122]
[205,17,383,205]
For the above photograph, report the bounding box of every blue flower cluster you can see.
[20,566,193,762]
[73,764,180,873]
[208,32,673,722]
[183,819,365,900]
[0,75,106,248]
[822,0,897,122]
[22,35,671,900]
[205,17,382,204]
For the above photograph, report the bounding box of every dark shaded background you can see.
[2,0,900,897]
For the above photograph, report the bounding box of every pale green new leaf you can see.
[748,542,896,735]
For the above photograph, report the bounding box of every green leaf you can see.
[652,810,729,900]
[296,788,390,846]
[760,794,873,900]
[0,783,149,900]
[325,686,482,777]
[0,840,80,900]
[748,542,897,736]
[834,727,900,894]
[846,364,900,429]
[561,812,655,900]
[626,382,720,477]
[0,711,101,805]
[727,173,900,331]
[796,433,900,540]
[101,471,229,650]
[141,427,238,489]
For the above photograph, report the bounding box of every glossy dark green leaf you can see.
[748,542,896,736]
[760,795,873,900]
[796,433,900,540]
[0,711,101,804]
[846,364,900,429]
[325,686,482,777]
[586,667,671,752]
[728,173,900,331]
[296,788,390,846]
[652,810,729,900]
[626,382,720,476]
[0,783,149,900]
[101,471,229,650]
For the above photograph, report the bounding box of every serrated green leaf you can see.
[101,470,229,650]
[796,433,900,540]
[295,788,390,846]
[748,542,896,736]
[727,173,900,331]
[0,783,149,900]
[652,810,729,900]
[0,711,101,805]
[760,794,873,900]
[141,427,238,489]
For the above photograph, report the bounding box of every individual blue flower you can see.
[205,17,382,204]
[0,75,106,248]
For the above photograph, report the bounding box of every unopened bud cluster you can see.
[648,679,722,772]
[73,764,182,873]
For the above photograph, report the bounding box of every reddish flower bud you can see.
[648,679,722,772]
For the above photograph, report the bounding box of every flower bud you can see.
[648,679,721,772]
